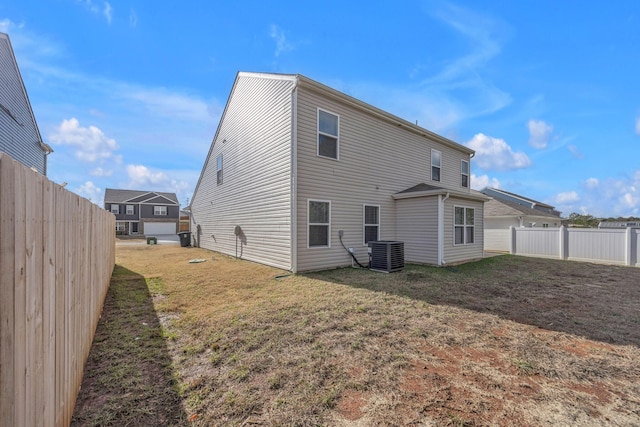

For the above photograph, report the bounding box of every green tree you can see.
[567,212,600,228]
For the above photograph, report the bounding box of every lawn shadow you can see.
[71,265,187,427]
[304,255,640,348]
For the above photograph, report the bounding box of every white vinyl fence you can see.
[507,226,639,267]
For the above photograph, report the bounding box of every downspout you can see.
[438,192,450,266]
[290,78,299,273]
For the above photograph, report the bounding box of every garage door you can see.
[144,222,176,235]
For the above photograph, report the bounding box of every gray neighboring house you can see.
[0,32,52,175]
[480,187,563,251]
[104,188,180,236]
[190,72,487,272]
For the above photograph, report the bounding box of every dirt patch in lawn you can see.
[73,246,640,426]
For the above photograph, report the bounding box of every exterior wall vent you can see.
[368,240,404,273]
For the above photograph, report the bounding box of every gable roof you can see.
[192,71,476,200]
[484,195,562,219]
[0,32,52,173]
[104,188,179,205]
[481,187,555,210]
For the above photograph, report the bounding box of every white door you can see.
[144,222,176,235]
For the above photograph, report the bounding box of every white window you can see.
[431,149,441,182]
[126,205,134,215]
[216,154,223,185]
[154,206,167,216]
[363,205,380,245]
[110,204,120,214]
[308,200,331,248]
[318,109,339,160]
[115,221,126,232]
[461,160,469,188]
[454,206,475,245]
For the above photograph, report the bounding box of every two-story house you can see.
[190,72,487,272]
[0,32,52,175]
[104,188,180,236]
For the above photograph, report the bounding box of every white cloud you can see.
[567,144,583,159]
[585,178,599,189]
[269,24,294,57]
[49,118,119,162]
[91,167,112,177]
[636,116,640,136]
[528,119,553,149]
[103,2,113,24]
[75,181,102,203]
[126,164,190,195]
[555,191,580,204]
[466,133,531,171]
[129,9,138,28]
[470,174,500,190]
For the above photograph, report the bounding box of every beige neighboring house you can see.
[480,187,563,251]
[190,72,487,272]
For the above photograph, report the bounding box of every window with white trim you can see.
[363,205,380,244]
[461,159,469,188]
[126,205,134,215]
[431,149,441,182]
[454,206,475,245]
[216,154,223,185]
[115,221,126,232]
[110,204,120,214]
[308,200,330,247]
[154,206,167,216]
[318,109,339,160]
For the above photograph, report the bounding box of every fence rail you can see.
[0,153,115,427]
[506,226,639,267]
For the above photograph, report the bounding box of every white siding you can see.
[295,86,473,271]
[0,34,47,175]
[190,74,294,270]
[443,198,484,264]
[396,197,438,264]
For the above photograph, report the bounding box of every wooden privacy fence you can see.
[0,153,116,427]
[508,226,639,267]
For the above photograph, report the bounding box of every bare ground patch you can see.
[73,246,640,426]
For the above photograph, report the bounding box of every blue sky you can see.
[1,1,639,217]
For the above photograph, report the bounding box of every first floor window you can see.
[154,206,167,216]
[216,154,223,185]
[364,205,380,244]
[126,205,134,215]
[308,200,330,247]
[461,160,469,188]
[431,149,441,182]
[115,222,126,232]
[454,206,475,245]
[110,204,120,214]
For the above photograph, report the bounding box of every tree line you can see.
[567,213,640,228]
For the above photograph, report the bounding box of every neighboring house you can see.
[104,188,179,236]
[599,221,640,229]
[190,72,487,272]
[480,187,563,252]
[0,32,52,175]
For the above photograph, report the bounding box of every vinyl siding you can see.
[444,198,484,264]
[0,35,46,174]
[190,74,294,270]
[396,197,439,264]
[295,86,473,271]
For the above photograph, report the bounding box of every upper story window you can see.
[126,205,134,215]
[363,205,380,245]
[318,109,339,160]
[110,204,120,214]
[154,206,167,216]
[308,200,331,248]
[461,160,469,188]
[216,154,223,185]
[454,206,475,245]
[431,149,441,182]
